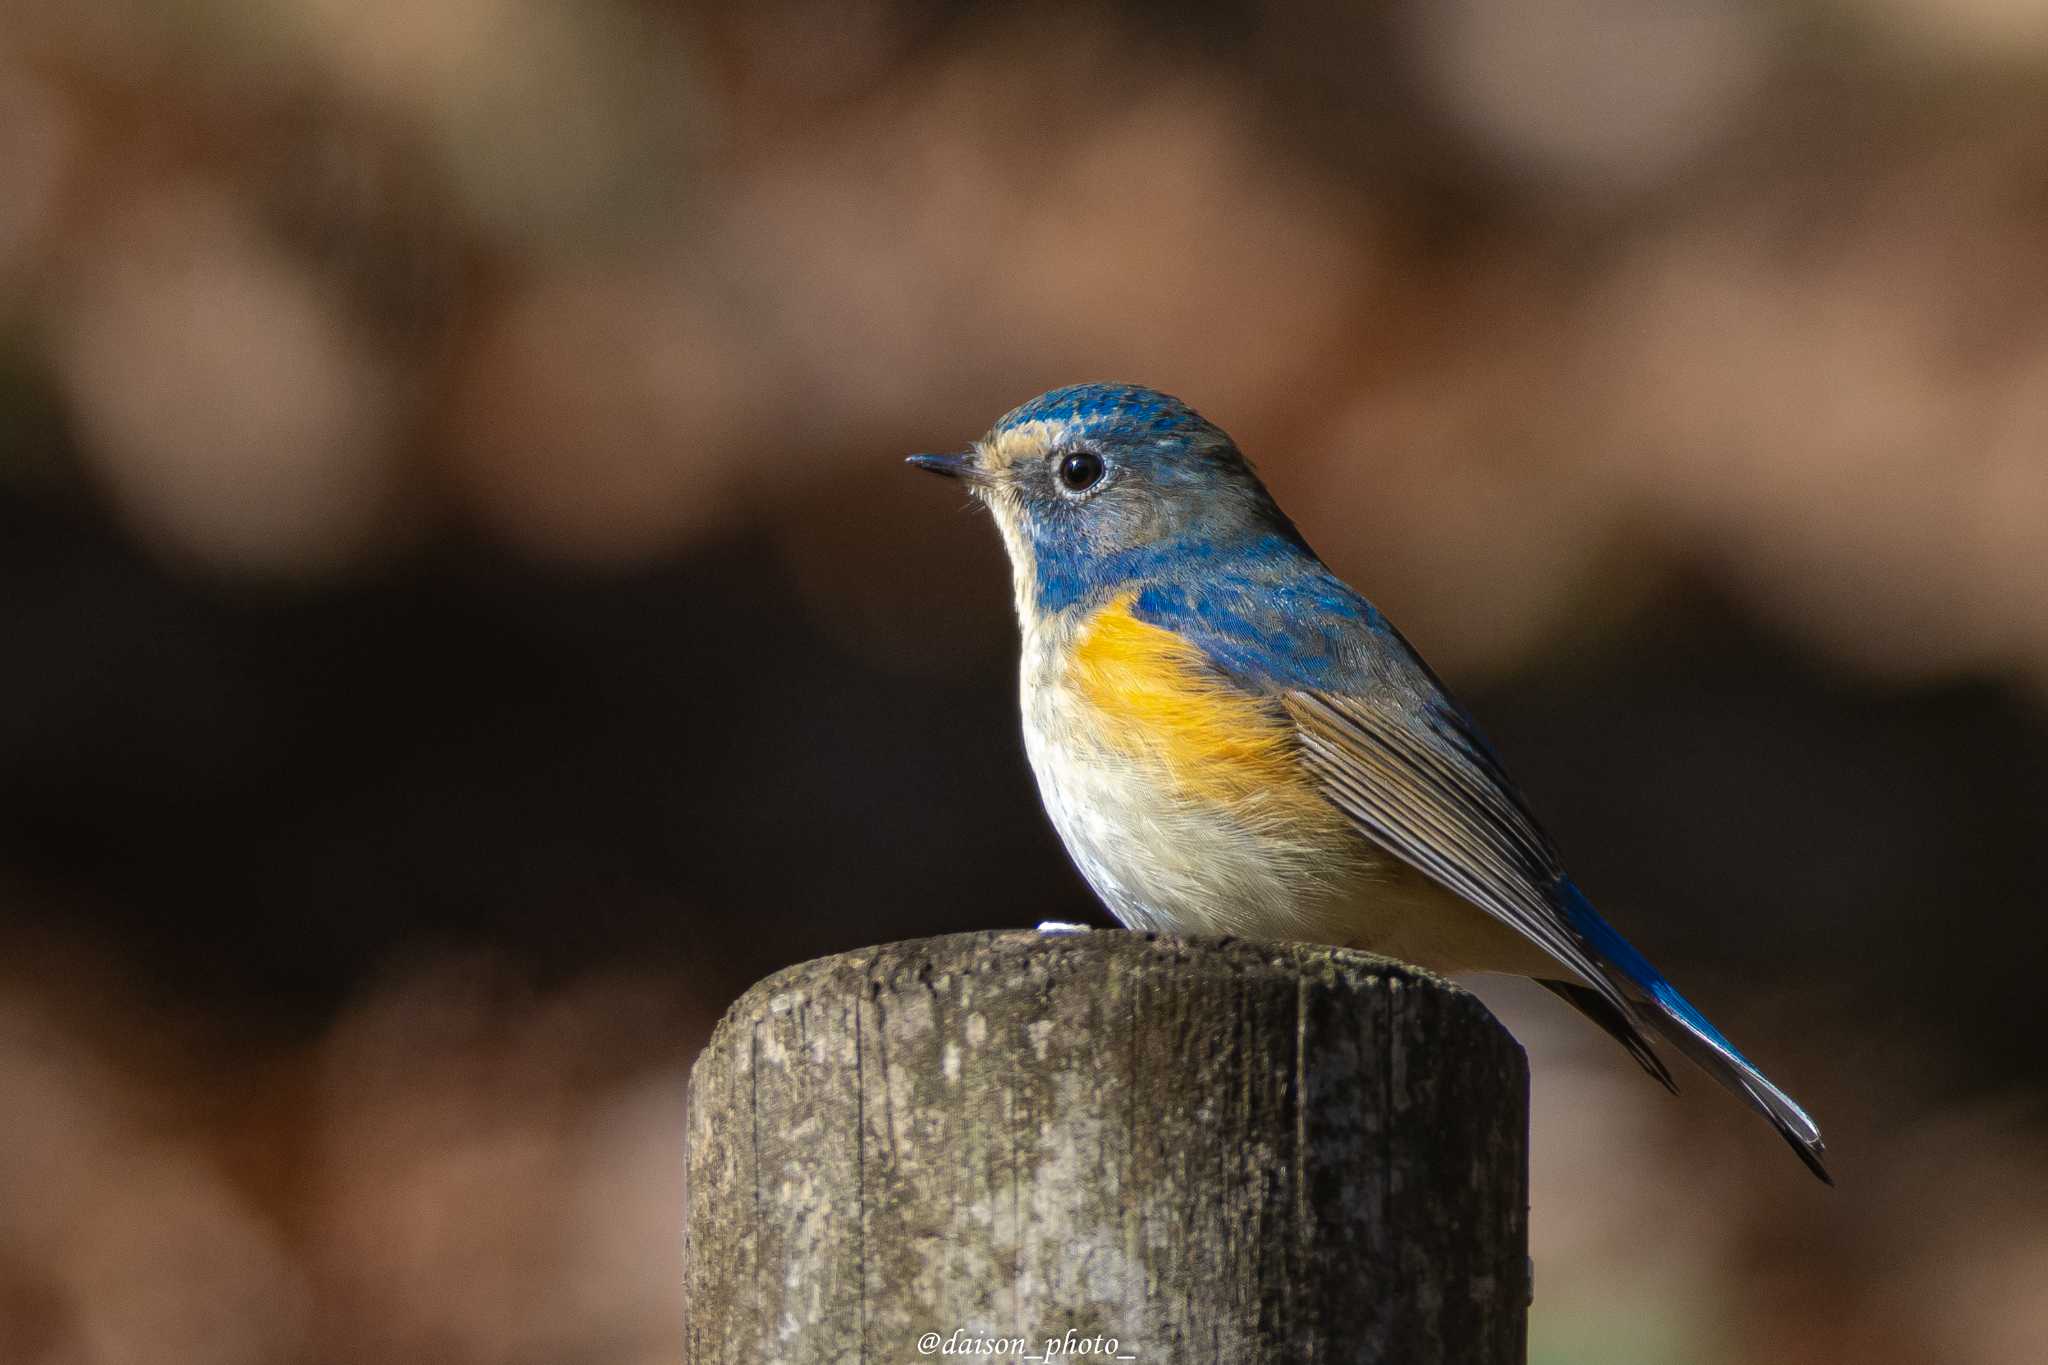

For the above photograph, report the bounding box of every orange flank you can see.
[1068,595,1341,825]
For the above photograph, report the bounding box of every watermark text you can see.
[915,1327,1137,1360]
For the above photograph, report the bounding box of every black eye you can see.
[1056,450,1105,493]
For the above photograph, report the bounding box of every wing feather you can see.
[1284,690,1635,1018]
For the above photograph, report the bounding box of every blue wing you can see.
[1132,567,1831,1182]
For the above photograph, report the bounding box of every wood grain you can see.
[684,929,1529,1364]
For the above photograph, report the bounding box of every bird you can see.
[907,382,1829,1183]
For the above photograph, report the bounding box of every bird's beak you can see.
[906,450,984,483]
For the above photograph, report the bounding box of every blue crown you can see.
[992,383,1216,442]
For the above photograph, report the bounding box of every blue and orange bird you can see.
[909,382,1829,1182]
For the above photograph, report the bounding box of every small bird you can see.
[909,382,1829,1182]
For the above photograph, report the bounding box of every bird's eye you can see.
[1056,450,1105,494]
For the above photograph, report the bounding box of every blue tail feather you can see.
[1557,880,1737,1054]
[1554,880,1831,1184]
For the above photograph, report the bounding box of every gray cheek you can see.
[1091,485,1163,547]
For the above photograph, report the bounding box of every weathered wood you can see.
[684,929,1528,1364]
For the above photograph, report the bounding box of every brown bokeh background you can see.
[2,2,2046,1362]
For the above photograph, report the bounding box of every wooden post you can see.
[684,929,1529,1364]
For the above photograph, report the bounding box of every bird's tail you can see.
[1555,880,1832,1185]
[1642,986,1832,1184]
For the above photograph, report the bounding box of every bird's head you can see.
[908,383,1304,621]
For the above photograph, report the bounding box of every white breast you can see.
[1015,621,1360,940]
[1013,618,1556,976]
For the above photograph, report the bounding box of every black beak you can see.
[906,451,980,481]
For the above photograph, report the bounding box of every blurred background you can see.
[1,1,2045,1362]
